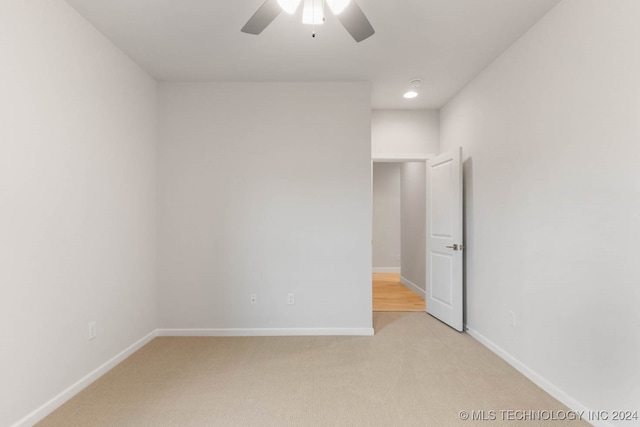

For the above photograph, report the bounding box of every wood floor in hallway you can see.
[373,273,425,312]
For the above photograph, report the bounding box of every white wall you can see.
[440,0,640,421]
[371,110,439,158]
[400,162,426,294]
[158,83,372,332]
[0,1,158,426]
[372,163,401,271]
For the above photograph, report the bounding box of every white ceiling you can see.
[65,0,561,109]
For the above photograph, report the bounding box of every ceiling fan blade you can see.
[241,0,282,35]
[336,1,375,42]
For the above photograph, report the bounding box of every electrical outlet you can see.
[509,311,517,328]
[396,254,401,262]
[88,321,97,340]
[287,293,295,305]
[250,294,257,305]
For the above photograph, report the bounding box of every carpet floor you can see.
[37,312,589,426]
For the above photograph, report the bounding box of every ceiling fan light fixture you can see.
[326,0,351,15]
[277,0,301,15]
[242,0,375,42]
[302,0,325,25]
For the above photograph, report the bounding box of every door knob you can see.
[446,244,464,251]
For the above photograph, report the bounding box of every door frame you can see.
[371,153,436,317]
[372,153,434,163]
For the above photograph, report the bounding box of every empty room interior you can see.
[2,1,639,426]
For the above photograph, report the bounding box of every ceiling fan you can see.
[241,0,375,42]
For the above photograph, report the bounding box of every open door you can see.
[426,148,463,331]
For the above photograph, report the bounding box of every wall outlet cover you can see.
[88,322,97,340]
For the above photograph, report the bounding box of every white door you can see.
[426,148,463,331]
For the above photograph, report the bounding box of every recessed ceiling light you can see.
[403,78,423,99]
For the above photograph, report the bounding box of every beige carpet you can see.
[37,313,589,427]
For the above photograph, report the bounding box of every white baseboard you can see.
[465,326,608,427]
[400,276,426,298]
[11,330,157,427]
[372,267,400,274]
[157,328,375,337]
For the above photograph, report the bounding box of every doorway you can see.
[372,159,428,312]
